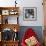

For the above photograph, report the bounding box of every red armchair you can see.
[21,28,41,46]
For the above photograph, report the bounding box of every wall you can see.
[0,0,44,26]
[18,0,44,26]
[0,0,15,7]
[18,26,43,44]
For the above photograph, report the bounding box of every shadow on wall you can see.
[18,26,44,44]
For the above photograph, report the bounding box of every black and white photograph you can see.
[23,7,37,21]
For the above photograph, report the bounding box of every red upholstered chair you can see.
[21,28,41,46]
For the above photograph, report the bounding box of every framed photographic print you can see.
[2,10,9,15]
[23,7,37,21]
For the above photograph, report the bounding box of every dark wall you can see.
[18,26,44,43]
